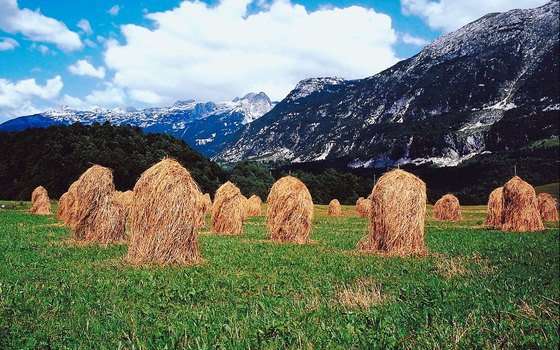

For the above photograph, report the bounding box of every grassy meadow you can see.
[0,202,558,349]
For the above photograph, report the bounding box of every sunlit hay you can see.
[327,199,342,216]
[501,176,544,232]
[357,169,426,256]
[113,190,134,217]
[66,166,115,241]
[127,158,205,265]
[78,194,126,245]
[202,193,212,215]
[537,192,559,222]
[484,187,504,229]
[335,278,392,309]
[356,197,372,218]
[433,194,463,222]
[266,176,314,244]
[211,181,246,235]
[245,195,262,217]
[56,192,69,221]
[29,186,52,215]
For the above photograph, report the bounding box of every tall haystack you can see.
[211,181,246,235]
[484,187,504,229]
[127,158,204,265]
[245,195,262,217]
[537,193,559,222]
[327,199,342,216]
[56,192,70,221]
[266,176,314,244]
[356,197,372,218]
[501,176,544,232]
[202,193,212,215]
[113,190,134,216]
[29,186,52,215]
[66,165,115,239]
[358,169,426,256]
[78,194,127,244]
[433,194,463,222]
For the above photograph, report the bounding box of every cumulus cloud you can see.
[68,60,106,79]
[0,37,18,51]
[0,75,63,119]
[61,83,126,109]
[77,19,92,35]
[401,33,429,46]
[108,5,121,16]
[0,0,82,51]
[104,0,399,104]
[401,0,549,32]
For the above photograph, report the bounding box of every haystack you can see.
[357,169,426,255]
[210,182,245,235]
[245,195,262,217]
[77,194,127,244]
[433,194,463,222]
[127,158,204,265]
[537,192,559,222]
[484,187,503,229]
[202,193,212,215]
[56,192,70,221]
[29,186,52,215]
[266,176,313,244]
[501,176,544,232]
[113,190,134,216]
[66,165,115,240]
[356,197,372,217]
[327,199,342,216]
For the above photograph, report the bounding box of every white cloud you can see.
[401,33,429,46]
[0,75,63,119]
[401,0,550,32]
[60,84,126,110]
[104,0,399,104]
[108,5,121,16]
[0,37,18,51]
[68,60,106,79]
[77,19,92,35]
[0,0,82,51]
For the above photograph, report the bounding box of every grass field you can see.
[535,183,560,201]
[0,203,558,349]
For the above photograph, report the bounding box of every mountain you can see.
[216,1,559,167]
[0,92,275,158]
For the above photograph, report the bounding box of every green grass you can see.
[535,183,560,200]
[0,204,558,349]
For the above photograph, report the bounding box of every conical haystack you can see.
[358,169,426,255]
[267,176,313,244]
[327,199,342,216]
[113,190,134,216]
[433,194,463,222]
[66,165,115,241]
[501,176,544,232]
[537,193,559,222]
[211,181,246,235]
[127,158,204,265]
[79,194,127,244]
[485,187,504,229]
[245,195,262,217]
[356,197,372,217]
[29,186,52,215]
[56,192,70,221]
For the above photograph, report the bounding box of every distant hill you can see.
[535,183,560,200]
[0,123,227,200]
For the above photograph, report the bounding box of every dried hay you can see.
[433,194,463,222]
[484,187,504,229]
[56,192,70,221]
[29,186,52,215]
[245,195,262,217]
[327,199,342,216]
[113,190,134,216]
[66,165,115,240]
[537,192,559,222]
[501,176,544,232]
[356,197,372,217]
[357,169,426,256]
[211,181,246,235]
[202,193,212,215]
[76,194,126,244]
[127,158,205,265]
[266,176,313,244]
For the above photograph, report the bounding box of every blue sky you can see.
[0,0,550,121]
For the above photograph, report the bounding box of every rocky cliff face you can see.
[217,2,559,167]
